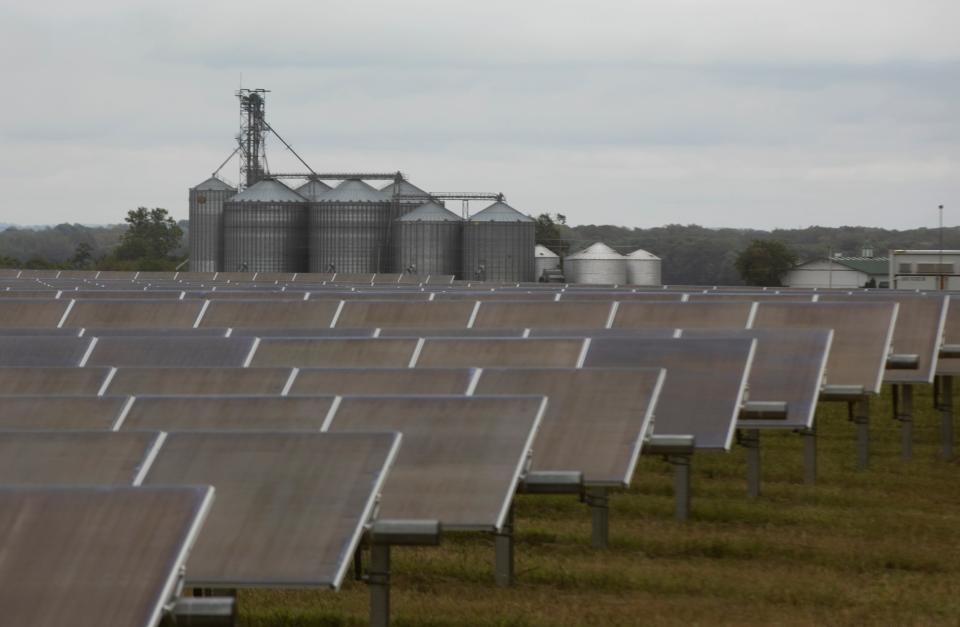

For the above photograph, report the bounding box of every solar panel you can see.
[143,431,399,588]
[685,293,816,302]
[251,338,418,368]
[612,302,754,329]
[415,338,585,368]
[122,396,334,431]
[62,300,205,329]
[528,328,678,339]
[559,292,685,301]
[334,301,476,329]
[817,294,948,384]
[0,290,60,299]
[0,299,71,328]
[86,337,256,368]
[307,292,433,301]
[752,301,897,393]
[330,395,545,531]
[82,328,228,337]
[329,273,375,284]
[228,327,377,338]
[215,272,257,282]
[0,431,160,483]
[0,367,111,396]
[378,328,526,338]
[68,291,185,300]
[0,485,213,627]
[472,301,613,330]
[199,300,341,329]
[0,337,94,367]
[432,292,559,301]
[681,328,832,429]
[0,328,81,336]
[474,368,663,485]
[583,338,756,449]
[193,290,309,300]
[938,295,960,375]
[289,368,474,396]
[106,367,293,396]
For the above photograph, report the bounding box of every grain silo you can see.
[462,201,535,282]
[393,201,462,278]
[188,176,236,272]
[564,242,627,284]
[222,178,308,273]
[295,179,333,201]
[625,248,662,286]
[309,179,392,273]
[534,245,560,281]
[380,179,432,220]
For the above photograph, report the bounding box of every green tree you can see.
[735,239,797,287]
[114,207,183,261]
[70,242,94,269]
[534,213,569,256]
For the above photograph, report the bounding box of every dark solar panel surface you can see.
[143,432,398,588]
[330,396,544,530]
[122,396,334,431]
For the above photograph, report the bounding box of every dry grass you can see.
[240,384,960,626]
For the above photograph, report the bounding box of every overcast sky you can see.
[1,1,957,229]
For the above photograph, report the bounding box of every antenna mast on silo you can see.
[236,88,270,189]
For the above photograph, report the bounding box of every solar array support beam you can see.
[740,429,761,499]
[893,384,914,461]
[940,376,954,460]
[585,487,609,549]
[167,596,237,627]
[853,397,870,470]
[799,422,817,485]
[367,519,440,627]
[646,435,695,522]
[494,507,514,587]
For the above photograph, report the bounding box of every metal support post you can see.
[668,455,691,521]
[942,376,954,460]
[584,487,609,549]
[741,429,761,498]
[494,506,514,587]
[800,422,817,485]
[897,384,914,461]
[368,542,390,627]
[852,397,870,470]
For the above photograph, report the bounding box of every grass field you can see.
[240,384,960,626]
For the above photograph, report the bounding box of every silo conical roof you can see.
[296,179,333,201]
[468,201,534,222]
[535,244,559,258]
[566,242,625,260]
[228,179,305,203]
[379,179,430,199]
[398,201,461,222]
[316,179,388,202]
[626,248,660,260]
[193,176,235,191]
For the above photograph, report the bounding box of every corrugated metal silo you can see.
[295,179,333,201]
[393,201,462,279]
[534,244,560,280]
[626,248,662,286]
[564,242,627,284]
[188,176,235,272]
[309,179,392,273]
[222,179,308,273]
[379,179,432,220]
[462,201,535,282]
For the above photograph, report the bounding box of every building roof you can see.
[398,201,461,222]
[468,201,533,222]
[565,242,625,260]
[193,177,235,192]
[316,179,387,203]
[795,256,889,275]
[227,179,305,203]
[296,179,333,201]
[379,179,431,200]
[534,244,559,259]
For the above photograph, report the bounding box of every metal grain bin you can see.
[462,201,535,282]
[295,179,333,201]
[626,248,662,286]
[534,244,560,281]
[393,201,462,279]
[380,179,432,219]
[222,179,308,273]
[188,176,236,272]
[309,179,392,273]
[564,242,627,285]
